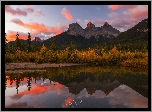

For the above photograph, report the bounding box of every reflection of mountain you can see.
[66,78,121,95]
[5,65,148,98]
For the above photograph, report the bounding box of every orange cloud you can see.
[9,82,64,101]
[62,97,73,108]
[25,22,48,32]
[6,30,35,42]
[5,5,27,16]
[108,5,136,10]
[10,18,65,37]
[61,8,73,21]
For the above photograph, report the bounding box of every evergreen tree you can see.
[49,37,57,52]
[27,32,32,52]
[15,32,26,52]
[16,32,21,50]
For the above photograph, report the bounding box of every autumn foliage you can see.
[5,45,148,70]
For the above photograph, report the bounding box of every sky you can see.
[5,5,148,42]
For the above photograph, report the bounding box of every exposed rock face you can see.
[67,22,120,39]
[67,22,84,37]
[84,22,102,39]
[101,22,120,38]
[34,37,42,42]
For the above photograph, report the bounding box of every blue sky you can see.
[5,5,148,41]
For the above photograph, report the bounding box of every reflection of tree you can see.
[16,76,20,94]
[9,75,14,86]
[27,76,32,91]
[5,65,148,98]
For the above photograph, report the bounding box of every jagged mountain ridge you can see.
[67,22,121,39]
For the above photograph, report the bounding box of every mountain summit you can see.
[67,22,120,39]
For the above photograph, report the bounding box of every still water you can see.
[5,65,148,108]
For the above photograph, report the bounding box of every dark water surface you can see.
[5,65,148,108]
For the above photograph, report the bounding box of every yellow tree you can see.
[40,44,46,54]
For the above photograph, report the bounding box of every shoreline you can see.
[5,62,86,70]
[5,63,87,74]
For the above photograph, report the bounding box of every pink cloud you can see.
[5,5,27,16]
[92,19,106,25]
[35,9,45,16]
[122,5,148,21]
[10,18,25,26]
[10,18,63,34]
[61,8,73,21]
[108,12,119,19]
[9,18,68,40]
[26,7,34,13]
[6,30,35,42]
[56,23,68,31]
[108,5,136,10]
[107,5,148,31]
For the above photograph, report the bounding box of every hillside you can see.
[107,18,148,51]
[43,31,110,50]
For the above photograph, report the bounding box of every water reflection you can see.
[5,65,148,108]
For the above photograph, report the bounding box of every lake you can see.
[5,65,148,108]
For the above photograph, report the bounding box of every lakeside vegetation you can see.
[5,32,148,70]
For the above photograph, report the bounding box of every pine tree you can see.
[49,37,56,52]
[16,32,21,50]
[27,32,32,52]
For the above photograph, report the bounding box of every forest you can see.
[5,32,148,70]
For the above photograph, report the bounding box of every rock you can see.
[67,21,120,39]
[35,37,42,42]
[67,22,84,36]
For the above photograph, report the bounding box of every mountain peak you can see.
[87,22,95,28]
[67,22,84,36]
[67,21,120,39]
[104,22,109,26]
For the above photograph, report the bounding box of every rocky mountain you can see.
[67,21,120,39]
[67,22,85,37]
